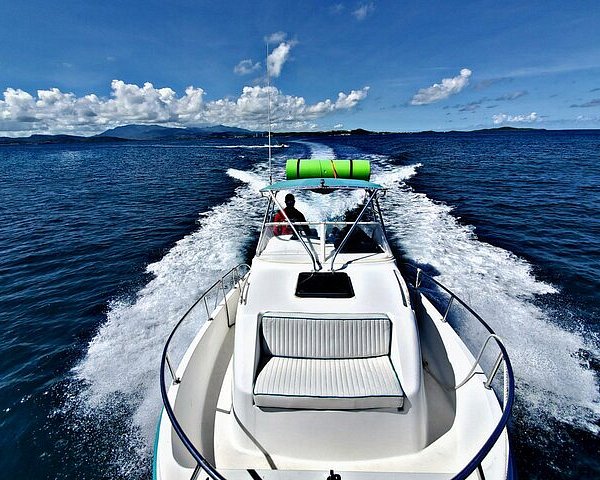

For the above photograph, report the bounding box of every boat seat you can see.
[253,314,404,410]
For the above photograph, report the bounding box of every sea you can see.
[0,131,598,479]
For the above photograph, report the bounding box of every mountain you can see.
[95,124,254,140]
[188,125,254,135]
[0,124,256,145]
[0,134,127,145]
[96,124,187,140]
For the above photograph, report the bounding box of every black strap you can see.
[296,158,301,179]
[349,159,353,178]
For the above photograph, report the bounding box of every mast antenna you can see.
[267,42,273,184]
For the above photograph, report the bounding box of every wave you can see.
[372,160,599,434]
[71,164,270,474]
[298,140,336,159]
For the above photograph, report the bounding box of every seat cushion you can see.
[261,315,391,359]
[254,356,404,410]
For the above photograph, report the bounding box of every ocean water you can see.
[0,131,598,479]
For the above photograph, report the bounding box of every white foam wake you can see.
[373,161,600,433]
[72,166,268,459]
[214,144,288,149]
[300,140,336,159]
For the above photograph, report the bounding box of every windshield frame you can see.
[256,187,390,270]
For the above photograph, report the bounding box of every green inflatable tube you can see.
[285,159,371,181]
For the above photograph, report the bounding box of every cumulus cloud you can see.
[352,3,375,20]
[234,59,261,75]
[0,81,370,135]
[492,112,539,124]
[267,42,294,78]
[411,68,472,105]
[265,31,287,44]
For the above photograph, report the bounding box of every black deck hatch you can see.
[295,272,355,298]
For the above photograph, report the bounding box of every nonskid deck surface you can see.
[213,358,501,476]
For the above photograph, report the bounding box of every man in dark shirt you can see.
[273,193,309,236]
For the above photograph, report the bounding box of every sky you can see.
[1,0,599,136]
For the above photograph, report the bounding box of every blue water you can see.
[0,132,598,478]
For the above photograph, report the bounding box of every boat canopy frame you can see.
[260,177,385,192]
[257,178,388,271]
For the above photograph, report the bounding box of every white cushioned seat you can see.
[254,356,404,409]
[253,314,404,410]
[261,316,391,359]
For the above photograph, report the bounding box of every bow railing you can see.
[159,264,250,480]
[404,264,515,480]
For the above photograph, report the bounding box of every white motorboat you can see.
[154,164,515,480]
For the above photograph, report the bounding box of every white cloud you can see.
[492,112,539,124]
[410,68,472,105]
[0,81,370,135]
[576,114,600,122]
[267,42,294,78]
[335,87,370,109]
[352,3,375,20]
[234,59,261,75]
[265,31,287,44]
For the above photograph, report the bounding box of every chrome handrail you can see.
[403,264,515,480]
[330,190,379,271]
[159,263,250,480]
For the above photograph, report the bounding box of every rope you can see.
[329,159,339,178]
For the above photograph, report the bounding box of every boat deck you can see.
[213,351,501,477]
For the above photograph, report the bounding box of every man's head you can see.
[285,193,295,207]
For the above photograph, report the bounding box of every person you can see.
[273,193,310,236]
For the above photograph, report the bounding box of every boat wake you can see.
[370,160,600,436]
[70,163,270,476]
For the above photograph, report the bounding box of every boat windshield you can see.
[256,189,391,267]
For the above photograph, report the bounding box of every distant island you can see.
[2,124,594,146]
[0,124,258,145]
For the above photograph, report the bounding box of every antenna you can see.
[267,43,273,184]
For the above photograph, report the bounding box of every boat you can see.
[154,159,515,480]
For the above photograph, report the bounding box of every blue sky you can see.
[1,0,599,135]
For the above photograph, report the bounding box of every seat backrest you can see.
[261,314,391,359]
